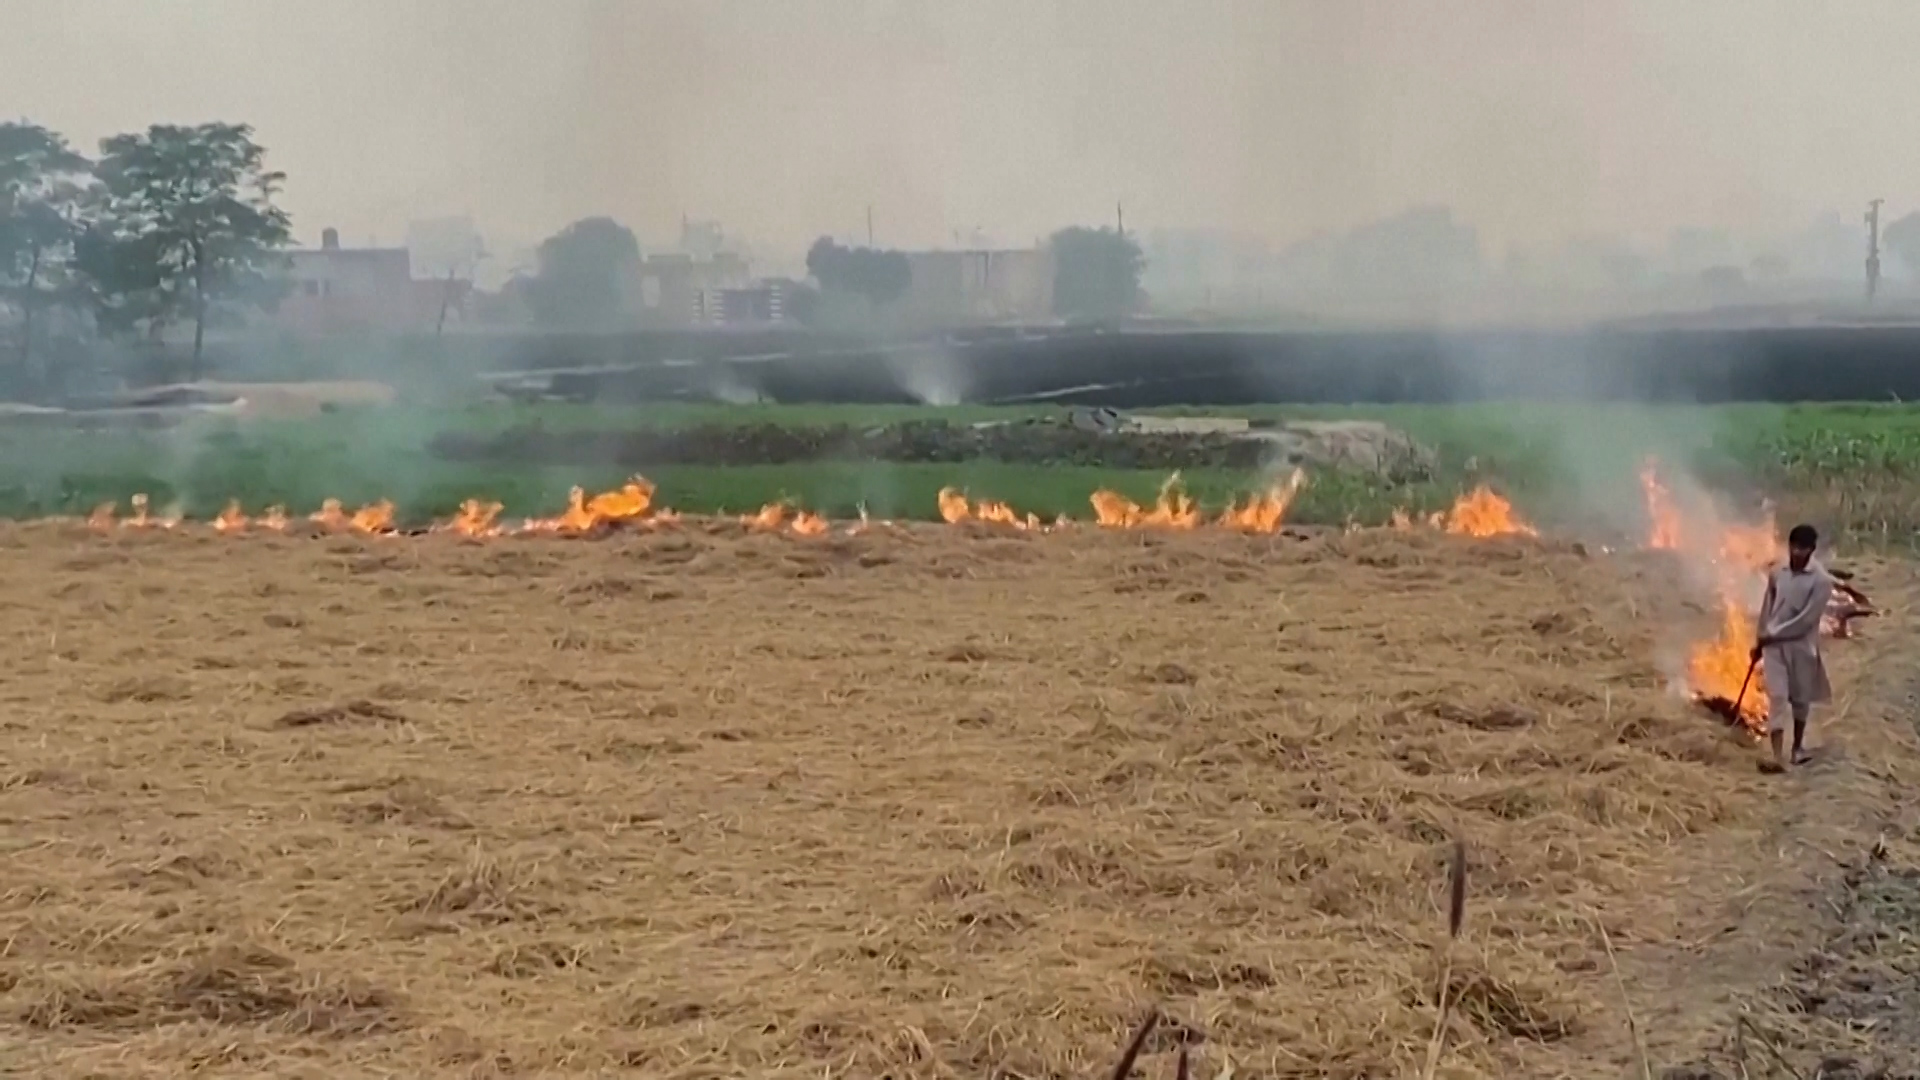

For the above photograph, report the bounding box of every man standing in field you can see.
[1752,523,1834,773]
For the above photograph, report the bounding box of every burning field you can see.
[0,466,1897,1079]
[74,464,1875,736]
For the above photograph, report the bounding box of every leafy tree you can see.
[71,226,174,340]
[805,238,912,307]
[0,122,92,387]
[1048,226,1144,321]
[82,122,291,377]
[526,216,641,329]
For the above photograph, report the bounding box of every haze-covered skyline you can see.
[5,0,1916,261]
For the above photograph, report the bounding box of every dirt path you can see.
[1621,556,1920,1078]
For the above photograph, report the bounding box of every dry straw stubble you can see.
[0,522,1782,1077]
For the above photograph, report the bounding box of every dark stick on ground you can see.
[1447,837,1468,939]
[1422,838,1470,1080]
[1109,1008,1161,1080]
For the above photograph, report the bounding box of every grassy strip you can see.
[4,459,1461,528]
[8,402,1920,533]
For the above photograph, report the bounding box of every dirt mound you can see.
[1250,418,1435,472]
[0,523,1885,1077]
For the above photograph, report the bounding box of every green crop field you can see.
[7,400,1920,540]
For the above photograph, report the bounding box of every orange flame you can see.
[1441,485,1537,538]
[212,501,290,534]
[1716,513,1780,576]
[1640,459,1683,550]
[1640,460,1781,573]
[1640,459,1786,729]
[1688,597,1767,733]
[1090,474,1202,529]
[214,500,249,534]
[938,487,1044,530]
[83,480,688,539]
[733,500,831,537]
[349,500,397,535]
[521,477,660,534]
[85,474,1311,539]
[436,499,505,538]
[741,503,787,532]
[305,498,395,535]
[1217,469,1305,532]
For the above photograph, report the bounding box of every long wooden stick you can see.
[1109,1008,1159,1080]
[1732,656,1757,717]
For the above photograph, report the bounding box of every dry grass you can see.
[0,521,1881,1077]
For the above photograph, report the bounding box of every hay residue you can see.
[0,523,1833,1077]
[13,941,402,1037]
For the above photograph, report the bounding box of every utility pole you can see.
[1867,198,1885,305]
[1116,201,1125,237]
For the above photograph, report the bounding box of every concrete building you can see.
[898,248,1054,326]
[277,228,441,334]
[270,227,480,335]
[690,279,804,326]
[631,251,752,327]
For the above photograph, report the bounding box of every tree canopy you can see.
[526,216,641,329]
[0,122,93,386]
[80,122,292,373]
[1048,226,1144,322]
[806,238,912,308]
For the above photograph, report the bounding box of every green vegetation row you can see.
[6,401,1920,539]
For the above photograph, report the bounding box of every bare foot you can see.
[1758,759,1788,775]
[1793,749,1814,766]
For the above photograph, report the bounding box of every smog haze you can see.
[5,0,1916,265]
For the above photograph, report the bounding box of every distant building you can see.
[898,248,1054,326]
[631,251,752,327]
[274,228,468,335]
[692,278,804,326]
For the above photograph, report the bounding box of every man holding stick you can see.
[1752,523,1834,773]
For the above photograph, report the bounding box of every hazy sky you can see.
[5,0,1916,262]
